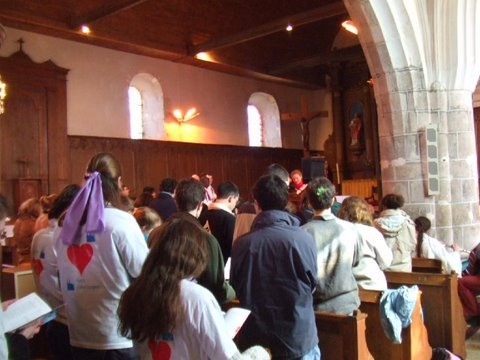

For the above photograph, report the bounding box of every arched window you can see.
[128,86,143,139]
[247,105,263,146]
[247,92,282,147]
[128,73,165,140]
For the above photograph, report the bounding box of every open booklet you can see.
[3,293,60,333]
[223,307,250,339]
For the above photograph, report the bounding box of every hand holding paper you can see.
[223,307,250,339]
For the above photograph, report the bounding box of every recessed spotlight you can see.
[341,20,358,35]
[195,52,213,62]
[81,25,91,34]
[286,24,293,32]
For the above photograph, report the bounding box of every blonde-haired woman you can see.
[339,196,393,290]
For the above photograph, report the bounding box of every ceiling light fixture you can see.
[172,107,200,124]
[81,25,91,34]
[195,52,212,61]
[286,24,293,32]
[341,20,358,35]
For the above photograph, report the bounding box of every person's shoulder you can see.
[105,208,138,228]
[181,279,216,304]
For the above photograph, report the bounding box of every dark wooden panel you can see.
[68,136,303,200]
[0,49,69,205]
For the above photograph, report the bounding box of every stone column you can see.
[344,0,480,248]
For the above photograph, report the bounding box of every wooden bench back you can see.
[385,271,466,358]
[359,289,432,360]
[411,257,443,273]
[315,311,373,360]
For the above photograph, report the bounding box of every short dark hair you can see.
[199,174,210,188]
[307,177,336,211]
[253,175,289,211]
[159,178,177,193]
[175,178,205,212]
[381,193,404,209]
[49,184,81,219]
[264,163,289,183]
[217,181,239,199]
[143,186,155,195]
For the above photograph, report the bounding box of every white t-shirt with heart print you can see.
[136,279,239,360]
[55,207,148,350]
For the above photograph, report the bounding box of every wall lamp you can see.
[172,107,200,124]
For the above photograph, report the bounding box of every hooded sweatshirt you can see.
[374,209,416,272]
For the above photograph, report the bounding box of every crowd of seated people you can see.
[1,154,478,359]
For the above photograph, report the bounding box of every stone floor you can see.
[466,326,480,359]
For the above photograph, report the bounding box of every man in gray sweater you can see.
[302,177,361,314]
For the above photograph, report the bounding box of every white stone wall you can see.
[0,26,332,151]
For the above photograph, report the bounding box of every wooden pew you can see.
[412,257,443,273]
[223,300,374,359]
[385,271,466,359]
[315,310,373,360]
[359,289,432,360]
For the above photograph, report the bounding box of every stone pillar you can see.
[344,0,480,248]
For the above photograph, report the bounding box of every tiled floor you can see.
[466,326,480,359]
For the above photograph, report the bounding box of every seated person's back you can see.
[301,177,361,314]
[231,175,319,359]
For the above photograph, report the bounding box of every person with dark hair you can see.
[175,178,235,304]
[414,216,462,275]
[264,163,290,184]
[133,191,154,208]
[206,181,239,260]
[55,153,149,359]
[149,177,178,222]
[338,196,392,290]
[31,184,81,360]
[142,186,156,198]
[374,193,416,271]
[231,175,319,359]
[118,215,269,360]
[302,177,361,315]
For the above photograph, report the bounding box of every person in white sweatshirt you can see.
[374,193,416,272]
[414,216,462,276]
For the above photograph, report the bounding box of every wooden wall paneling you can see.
[223,147,250,200]
[245,147,274,193]
[165,142,196,181]
[0,49,69,208]
[68,136,303,202]
[68,137,101,185]
[134,140,169,193]
[45,82,69,194]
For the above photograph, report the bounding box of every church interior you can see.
[0,0,480,358]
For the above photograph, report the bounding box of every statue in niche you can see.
[349,113,362,146]
[347,103,365,156]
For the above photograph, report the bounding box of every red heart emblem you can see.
[148,340,171,360]
[67,244,93,275]
[32,258,43,275]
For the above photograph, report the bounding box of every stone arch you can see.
[344,0,480,247]
[248,92,282,148]
[129,73,165,139]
